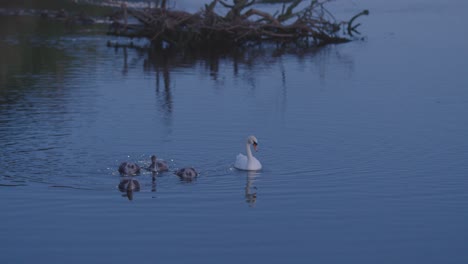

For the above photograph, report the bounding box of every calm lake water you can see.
[1,0,467,263]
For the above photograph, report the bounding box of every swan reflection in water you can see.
[118,177,140,200]
[245,171,258,207]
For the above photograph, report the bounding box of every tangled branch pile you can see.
[108,0,368,49]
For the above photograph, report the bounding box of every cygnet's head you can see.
[118,162,141,175]
[175,167,198,179]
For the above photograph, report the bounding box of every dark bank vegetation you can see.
[0,0,115,18]
[107,0,368,49]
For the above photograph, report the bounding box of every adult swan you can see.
[234,135,262,171]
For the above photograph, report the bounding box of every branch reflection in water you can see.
[112,43,355,127]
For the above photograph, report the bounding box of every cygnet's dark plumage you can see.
[174,167,198,179]
[147,155,169,173]
[118,162,141,175]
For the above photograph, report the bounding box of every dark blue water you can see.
[1,1,468,263]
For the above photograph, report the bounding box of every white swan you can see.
[234,135,262,171]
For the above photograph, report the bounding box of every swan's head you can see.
[247,135,259,151]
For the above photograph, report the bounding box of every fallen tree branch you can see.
[107,0,368,49]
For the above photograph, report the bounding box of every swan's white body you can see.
[234,135,262,171]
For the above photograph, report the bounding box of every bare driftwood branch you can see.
[277,0,301,22]
[107,0,368,49]
[242,9,280,25]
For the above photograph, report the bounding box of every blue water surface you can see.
[1,0,467,263]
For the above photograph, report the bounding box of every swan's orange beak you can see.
[253,142,258,151]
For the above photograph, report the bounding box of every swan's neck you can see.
[246,143,253,161]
